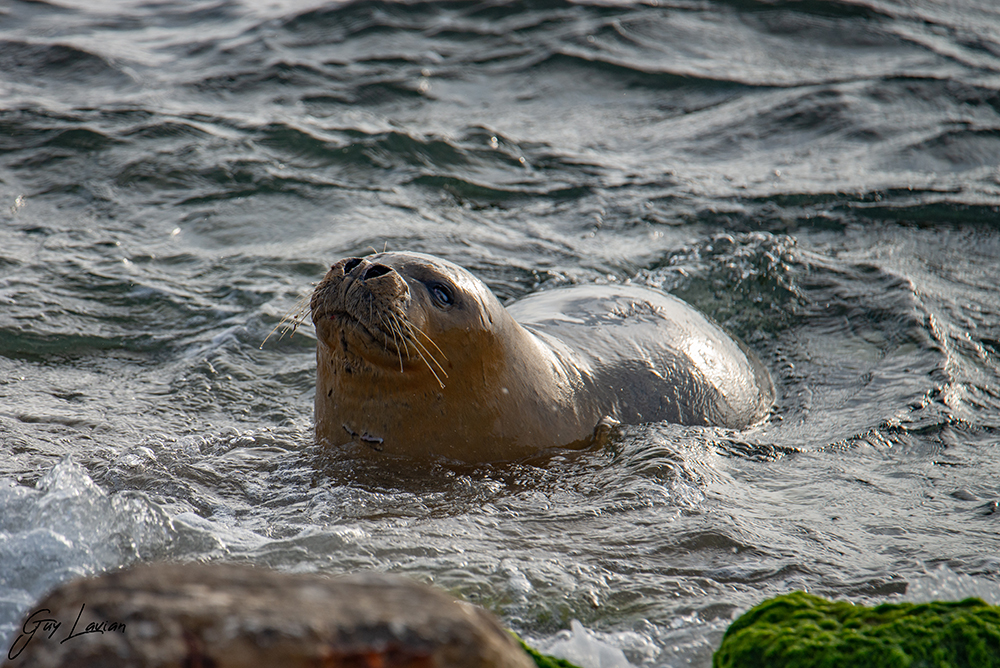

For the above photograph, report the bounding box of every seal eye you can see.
[428,282,454,308]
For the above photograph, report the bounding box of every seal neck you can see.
[490,317,602,443]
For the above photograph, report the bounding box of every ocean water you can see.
[2,0,1000,665]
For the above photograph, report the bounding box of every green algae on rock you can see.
[713,591,1000,668]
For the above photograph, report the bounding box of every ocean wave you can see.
[0,40,131,85]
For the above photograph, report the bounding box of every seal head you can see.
[311,252,774,462]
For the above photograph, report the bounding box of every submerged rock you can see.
[713,590,1000,668]
[3,562,536,668]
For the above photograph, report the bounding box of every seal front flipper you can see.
[591,416,621,448]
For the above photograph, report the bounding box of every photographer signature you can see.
[7,604,126,661]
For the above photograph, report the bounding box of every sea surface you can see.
[2,0,1000,665]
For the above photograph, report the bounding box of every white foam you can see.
[539,619,634,668]
[171,511,268,553]
[0,458,174,648]
[903,564,1000,605]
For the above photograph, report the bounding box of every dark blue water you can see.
[2,1,1000,665]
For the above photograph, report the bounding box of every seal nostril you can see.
[342,258,364,273]
[363,264,392,280]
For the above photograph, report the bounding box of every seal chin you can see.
[332,309,392,351]
[315,305,410,372]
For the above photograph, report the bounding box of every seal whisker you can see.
[391,318,413,374]
[409,323,449,362]
[395,315,447,366]
[382,313,405,373]
[407,336,446,388]
[399,318,448,380]
[391,315,447,388]
[261,292,312,349]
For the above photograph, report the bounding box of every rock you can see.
[713,590,1000,668]
[3,562,536,668]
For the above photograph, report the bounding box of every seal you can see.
[310,252,774,463]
